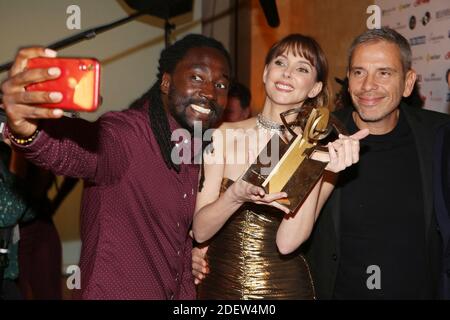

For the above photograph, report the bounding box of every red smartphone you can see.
[26,57,101,112]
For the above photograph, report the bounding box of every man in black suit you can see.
[304,27,450,299]
[434,122,450,299]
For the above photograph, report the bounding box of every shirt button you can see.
[177,250,181,256]
[183,193,187,199]
[170,294,174,300]
[332,254,338,261]
[176,222,180,228]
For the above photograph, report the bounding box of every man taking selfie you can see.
[1,34,231,299]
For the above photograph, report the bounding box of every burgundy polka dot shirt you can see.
[12,105,199,299]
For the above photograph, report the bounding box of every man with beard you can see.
[1,34,231,299]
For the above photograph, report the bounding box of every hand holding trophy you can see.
[242,106,355,213]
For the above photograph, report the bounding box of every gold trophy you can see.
[242,106,346,213]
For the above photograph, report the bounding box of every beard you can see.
[167,85,224,133]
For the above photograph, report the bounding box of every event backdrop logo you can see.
[436,8,450,20]
[422,11,431,25]
[414,0,430,7]
[428,33,445,43]
[409,35,426,45]
[424,73,443,82]
[398,3,411,11]
[409,16,417,29]
[426,53,441,62]
[382,6,396,16]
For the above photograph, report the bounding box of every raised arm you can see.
[1,47,127,184]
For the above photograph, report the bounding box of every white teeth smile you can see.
[190,104,211,115]
[275,83,294,91]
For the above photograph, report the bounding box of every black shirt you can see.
[334,110,431,299]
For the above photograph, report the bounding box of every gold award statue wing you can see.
[242,107,335,213]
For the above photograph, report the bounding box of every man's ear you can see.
[160,73,171,95]
[402,69,417,98]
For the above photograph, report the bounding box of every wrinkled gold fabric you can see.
[197,178,316,300]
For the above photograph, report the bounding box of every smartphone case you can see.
[26,57,100,112]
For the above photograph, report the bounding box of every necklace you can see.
[256,113,293,133]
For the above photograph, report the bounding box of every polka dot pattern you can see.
[13,105,198,299]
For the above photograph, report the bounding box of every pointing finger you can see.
[349,128,370,141]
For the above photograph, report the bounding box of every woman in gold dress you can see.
[192,34,369,299]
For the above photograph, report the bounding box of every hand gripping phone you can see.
[26,57,101,112]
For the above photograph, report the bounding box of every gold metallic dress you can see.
[197,178,316,300]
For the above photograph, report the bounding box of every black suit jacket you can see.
[303,103,450,299]
[434,122,450,299]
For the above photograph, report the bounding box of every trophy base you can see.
[242,134,327,213]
